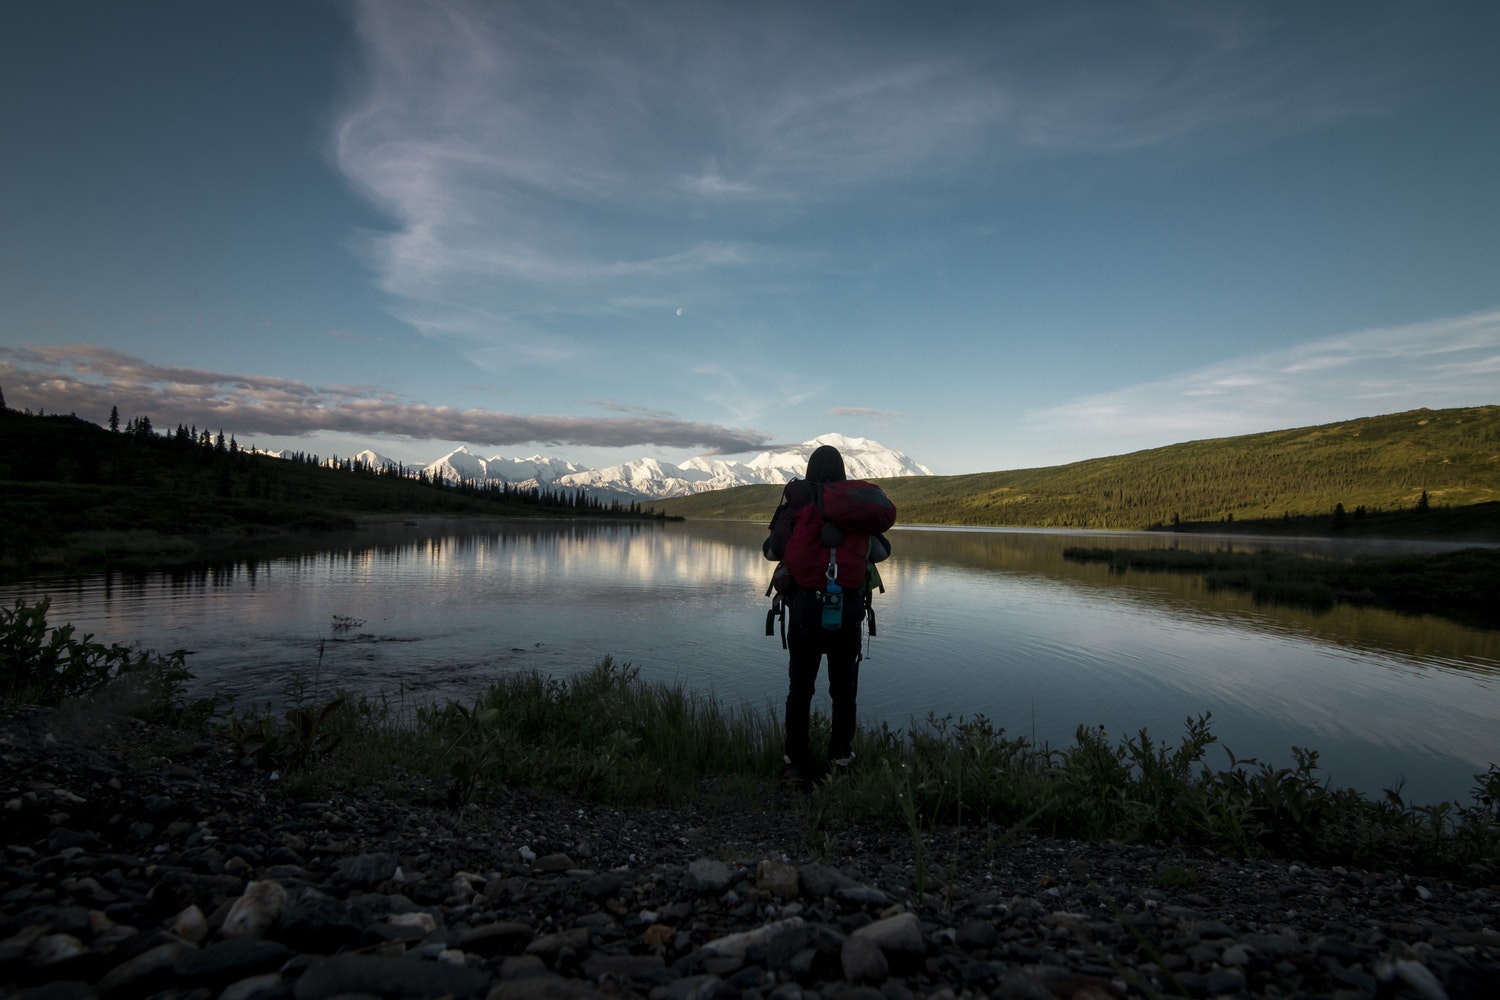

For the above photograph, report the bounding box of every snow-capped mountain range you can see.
[345,433,932,502]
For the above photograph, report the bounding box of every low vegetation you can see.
[1063,545,1500,629]
[5,597,1497,883]
[655,405,1500,538]
[0,596,208,724]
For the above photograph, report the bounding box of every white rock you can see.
[851,912,924,953]
[171,904,208,943]
[220,973,284,1000]
[221,880,287,939]
[1393,959,1449,1000]
[389,911,437,934]
[703,917,806,958]
[31,933,85,965]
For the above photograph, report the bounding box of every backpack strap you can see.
[765,593,788,648]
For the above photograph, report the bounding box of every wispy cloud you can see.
[0,345,769,451]
[829,407,905,426]
[333,1,1408,357]
[1029,309,1500,450]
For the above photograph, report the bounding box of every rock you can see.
[30,933,86,966]
[4,707,1498,1000]
[688,859,731,894]
[850,912,923,954]
[293,953,489,999]
[95,939,197,996]
[275,890,368,953]
[219,971,285,1000]
[798,863,861,899]
[841,934,888,985]
[169,904,208,943]
[579,872,624,900]
[580,952,667,980]
[460,921,533,957]
[174,937,295,988]
[834,886,893,907]
[704,917,806,958]
[955,918,998,950]
[46,828,100,853]
[334,852,397,889]
[221,880,287,939]
[489,972,613,997]
[1385,958,1450,1000]
[525,927,591,964]
[757,860,800,899]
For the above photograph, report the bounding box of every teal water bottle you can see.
[821,578,843,629]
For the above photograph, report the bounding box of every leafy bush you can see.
[0,596,199,721]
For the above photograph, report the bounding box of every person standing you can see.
[764,444,894,786]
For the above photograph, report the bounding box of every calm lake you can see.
[8,518,1498,805]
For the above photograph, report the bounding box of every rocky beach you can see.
[3,706,1497,999]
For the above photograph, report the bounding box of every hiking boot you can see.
[830,752,855,777]
[781,756,812,791]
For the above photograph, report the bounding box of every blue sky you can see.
[3,1,1497,475]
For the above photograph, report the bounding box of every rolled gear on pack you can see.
[763,477,896,646]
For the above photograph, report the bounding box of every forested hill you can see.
[0,404,657,578]
[652,406,1500,536]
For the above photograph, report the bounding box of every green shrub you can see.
[0,596,198,721]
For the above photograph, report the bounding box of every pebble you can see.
[2,705,1497,999]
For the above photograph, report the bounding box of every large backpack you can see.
[764,479,896,646]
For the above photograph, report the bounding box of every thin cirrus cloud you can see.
[1029,309,1500,448]
[331,1,1401,353]
[829,407,905,426]
[0,345,770,452]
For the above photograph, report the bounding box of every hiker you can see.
[763,444,895,786]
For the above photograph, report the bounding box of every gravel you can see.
[3,705,1496,999]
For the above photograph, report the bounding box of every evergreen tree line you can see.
[0,400,670,576]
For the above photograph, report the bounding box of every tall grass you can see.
[425,658,785,804]
[230,660,1500,883]
[6,594,1495,881]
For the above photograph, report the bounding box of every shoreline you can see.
[3,705,1497,998]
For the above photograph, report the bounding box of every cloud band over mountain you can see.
[0,345,769,452]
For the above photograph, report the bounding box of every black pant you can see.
[784,593,863,770]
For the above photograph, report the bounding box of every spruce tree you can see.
[109,406,120,432]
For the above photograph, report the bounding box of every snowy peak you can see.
[421,449,588,486]
[353,448,409,472]
[743,434,932,483]
[402,433,930,501]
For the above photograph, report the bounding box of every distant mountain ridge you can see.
[346,433,933,501]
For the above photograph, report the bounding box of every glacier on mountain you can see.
[408,433,932,501]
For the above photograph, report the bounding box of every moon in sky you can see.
[675,307,683,316]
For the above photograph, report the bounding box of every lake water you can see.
[8,518,1498,805]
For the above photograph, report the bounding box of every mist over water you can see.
[8,519,1497,805]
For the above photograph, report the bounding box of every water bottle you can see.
[821,578,843,630]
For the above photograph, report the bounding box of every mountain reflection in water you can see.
[8,518,1497,806]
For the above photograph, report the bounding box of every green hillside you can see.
[653,405,1500,537]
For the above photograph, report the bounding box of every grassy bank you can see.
[1063,545,1500,629]
[7,597,1498,885]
